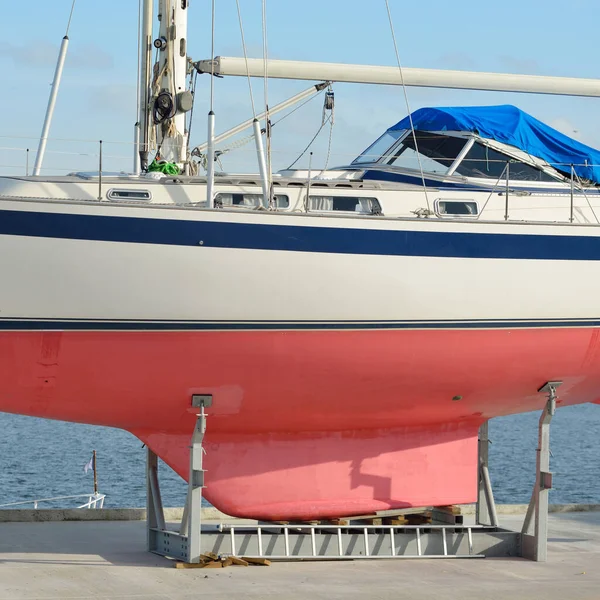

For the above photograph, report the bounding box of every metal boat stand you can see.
[520,381,561,561]
[476,420,499,528]
[147,394,212,563]
[146,386,560,563]
[475,380,562,562]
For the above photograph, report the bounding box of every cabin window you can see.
[107,189,152,201]
[309,196,382,214]
[454,142,557,181]
[385,131,468,174]
[215,193,289,208]
[436,199,479,217]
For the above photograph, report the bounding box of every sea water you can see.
[0,403,598,508]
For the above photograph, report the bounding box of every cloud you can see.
[87,84,137,115]
[217,42,267,60]
[497,55,540,75]
[549,117,584,141]
[68,43,114,70]
[0,40,114,70]
[435,53,478,71]
[547,116,600,148]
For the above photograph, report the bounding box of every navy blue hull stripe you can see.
[1,318,600,331]
[2,208,600,260]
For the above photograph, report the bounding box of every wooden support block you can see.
[432,507,464,525]
[175,560,220,569]
[361,517,383,526]
[201,552,219,561]
[405,512,432,525]
[202,560,225,568]
[231,557,249,567]
[327,518,349,526]
[175,561,205,569]
[435,505,462,515]
[383,517,408,526]
[242,556,272,566]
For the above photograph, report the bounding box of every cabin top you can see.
[351,105,600,185]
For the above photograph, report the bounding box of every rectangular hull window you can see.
[309,196,382,214]
[107,189,152,201]
[215,193,289,208]
[436,200,478,216]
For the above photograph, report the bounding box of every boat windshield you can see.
[352,130,405,164]
[385,131,468,174]
[352,130,468,175]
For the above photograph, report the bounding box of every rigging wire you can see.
[475,162,510,219]
[285,87,334,170]
[205,0,218,204]
[271,89,324,127]
[384,0,431,212]
[65,0,77,36]
[235,0,268,205]
[135,0,142,126]
[286,114,333,170]
[213,90,328,158]
[261,0,269,117]
[323,117,335,171]
[235,0,257,118]
[322,86,335,170]
[210,0,216,112]
[574,171,600,223]
[186,70,199,175]
[261,0,273,206]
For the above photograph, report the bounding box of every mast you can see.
[153,0,192,167]
[137,0,154,172]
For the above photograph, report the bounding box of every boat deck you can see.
[0,509,599,599]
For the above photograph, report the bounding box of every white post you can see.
[306,152,313,208]
[33,36,69,176]
[253,119,270,206]
[206,111,216,208]
[133,123,141,175]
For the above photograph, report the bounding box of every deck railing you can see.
[0,493,106,510]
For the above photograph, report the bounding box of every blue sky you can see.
[2,0,600,175]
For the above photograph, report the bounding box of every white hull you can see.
[1,195,600,325]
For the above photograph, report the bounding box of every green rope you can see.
[148,159,180,175]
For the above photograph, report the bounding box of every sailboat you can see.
[2,0,600,520]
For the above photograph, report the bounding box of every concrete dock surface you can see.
[0,511,599,600]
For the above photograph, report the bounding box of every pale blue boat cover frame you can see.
[389,105,600,184]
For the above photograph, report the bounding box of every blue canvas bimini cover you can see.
[389,105,600,184]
